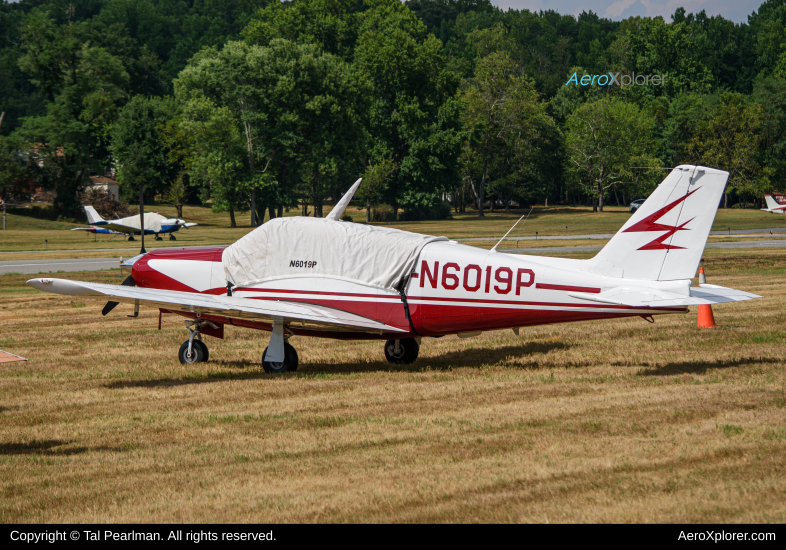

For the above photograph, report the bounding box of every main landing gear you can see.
[169,234,176,241]
[262,342,299,373]
[384,338,419,364]
[178,319,215,364]
[261,317,298,373]
[127,235,135,241]
[154,234,163,241]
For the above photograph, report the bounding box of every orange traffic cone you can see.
[697,266,716,328]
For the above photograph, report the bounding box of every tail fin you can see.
[84,205,104,224]
[764,195,784,211]
[326,178,362,221]
[583,165,728,281]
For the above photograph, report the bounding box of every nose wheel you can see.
[178,319,215,364]
[384,338,419,364]
[169,234,176,241]
[179,339,208,364]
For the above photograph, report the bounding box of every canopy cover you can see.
[223,217,447,291]
[121,212,171,233]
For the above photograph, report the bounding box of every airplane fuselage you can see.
[132,242,687,340]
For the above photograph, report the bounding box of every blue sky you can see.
[489,0,763,24]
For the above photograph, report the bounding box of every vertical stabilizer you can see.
[326,178,362,221]
[764,195,785,212]
[84,205,104,224]
[582,165,728,281]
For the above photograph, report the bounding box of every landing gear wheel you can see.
[384,338,419,365]
[179,340,206,364]
[155,235,163,241]
[262,342,298,373]
[169,234,176,241]
[193,339,209,362]
[127,235,135,241]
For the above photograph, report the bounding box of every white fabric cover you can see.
[223,217,447,291]
[119,212,170,233]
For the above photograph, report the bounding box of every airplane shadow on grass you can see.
[103,340,572,388]
[639,356,783,376]
[325,340,573,374]
[0,439,121,456]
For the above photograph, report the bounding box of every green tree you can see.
[0,134,27,201]
[176,39,366,223]
[356,0,462,218]
[754,77,786,192]
[565,97,660,212]
[687,92,768,207]
[357,157,397,222]
[112,95,179,202]
[461,52,545,215]
[13,8,130,217]
[243,0,361,61]
[163,171,188,218]
[177,96,249,227]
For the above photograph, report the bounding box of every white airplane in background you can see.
[72,206,197,241]
[29,166,759,373]
[761,195,786,214]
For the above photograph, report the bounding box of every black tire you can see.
[262,342,298,373]
[384,338,419,365]
[155,235,162,241]
[179,340,206,364]
[169,234,176,241]
[194,339,209,362]
[127,235,135,241]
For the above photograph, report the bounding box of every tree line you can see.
[1,0,785,223]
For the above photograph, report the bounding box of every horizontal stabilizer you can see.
[569,284,760,308]
[26,278,406,334]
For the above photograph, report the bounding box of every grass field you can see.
[0,248,784,523]
[2,204,786,258]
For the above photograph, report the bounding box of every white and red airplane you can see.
[762,194,786,214]
[28,165,759,372]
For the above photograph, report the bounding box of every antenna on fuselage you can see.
[490,207,533,253]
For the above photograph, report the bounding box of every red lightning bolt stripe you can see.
[623,187,701,250]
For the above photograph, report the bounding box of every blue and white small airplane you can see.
[72,206,197,241]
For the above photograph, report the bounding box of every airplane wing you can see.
[568,284,760,308]
[78,220,144,233]
[26,278,405,334]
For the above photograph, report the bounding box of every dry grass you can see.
[0,249,785,523]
